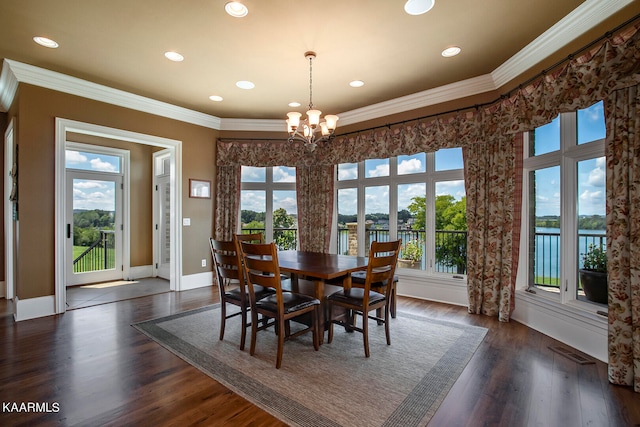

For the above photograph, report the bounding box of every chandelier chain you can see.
[308,55,314,110]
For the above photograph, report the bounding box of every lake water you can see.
[535,227,606,280]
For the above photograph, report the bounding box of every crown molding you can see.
[0,0,631,131]
[219,118,284,132]
[0,59,221,129]
[491,0,635,88]
[0,60,19,112]
[337,74,496,126]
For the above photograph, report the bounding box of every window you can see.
[522,101,606,306]
[240,166,297,249]
[336,149,466,276]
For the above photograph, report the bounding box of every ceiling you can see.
[0,1,638,123]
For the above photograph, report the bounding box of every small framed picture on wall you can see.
[189,179,211,199]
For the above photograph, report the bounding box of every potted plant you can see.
[398,239,423,269]
[578,243,608,304]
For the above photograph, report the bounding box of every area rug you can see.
[133,304,487,427]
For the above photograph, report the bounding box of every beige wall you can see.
[13,84,217,299]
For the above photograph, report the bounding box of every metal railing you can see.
[534,231,606,287]
[337,228,468,274]
[73,230,115,273]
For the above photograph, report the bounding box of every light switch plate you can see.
[183,218,190,226]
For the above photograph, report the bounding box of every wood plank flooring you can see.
[0,287,638,426]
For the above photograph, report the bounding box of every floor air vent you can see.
[548,346,595,365]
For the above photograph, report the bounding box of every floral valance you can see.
[217,21,640,167]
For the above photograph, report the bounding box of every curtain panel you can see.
[605,84,640,392]
[296,165,334,252]
[464,133,523,322]
[214,165,240,241]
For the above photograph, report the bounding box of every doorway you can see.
[65,144,126,286]
[54,118,183,315]
[153,150,171,281]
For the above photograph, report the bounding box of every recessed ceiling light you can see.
[164,51,184,62]
[225,1,248,17]
[350,80,365,88]
[33,36,59,48]
[441,46,461,57]
[236,80,255,90]
[288,102,301,108]
[404,0,435,15]
[209,95,223,102]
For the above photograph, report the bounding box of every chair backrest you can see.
[234,232,264,245]
[239,241,285,308]
[210,238,245,299]
[364,240,401,294]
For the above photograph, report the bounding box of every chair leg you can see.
[391,284,397,319]
[249,309,259,356]
[312,307,320,351]
[384,304,391,346]
[363,310,370,358]
[276,317,286,369]
[219,302,227,341]
[327,303,334,343]
[239,306,247,351]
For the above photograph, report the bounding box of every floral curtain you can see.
[605,84,640,392]
[464,131,522,322]
[296,165,334,252]
[214,165,240,240]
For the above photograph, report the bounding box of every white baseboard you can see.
[14,295,56,321]
[398,272,468,307]
[511,290,608,362]
[129,265,153,280]
[180,271,213,291]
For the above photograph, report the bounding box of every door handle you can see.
[67,224,71,239]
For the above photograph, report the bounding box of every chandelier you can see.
[286,52,339,151]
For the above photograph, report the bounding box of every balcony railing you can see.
[73,230,115,273]
[534,231,606,288]
[337,228,468,274]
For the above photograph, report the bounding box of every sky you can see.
[66,150,120,211]
[533,101,606,217]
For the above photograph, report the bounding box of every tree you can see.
[273,208,296,250]
[407,195,468,274]
[407,197,426,230]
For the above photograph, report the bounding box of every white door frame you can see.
[54,118,183,314]
[4,118,15,300]
[152,149,172,280]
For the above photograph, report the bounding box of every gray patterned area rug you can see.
[133,304,487,427]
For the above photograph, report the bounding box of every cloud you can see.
[66,150,87,164]
[273,166,296,182]
[89,158,117,172]
[588,166,605,187]
[338,164,357,180]
[367,164,389,177]
[398,158,423,174]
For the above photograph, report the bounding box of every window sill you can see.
[517,288,608,325]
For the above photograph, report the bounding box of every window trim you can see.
[520,109,606,311]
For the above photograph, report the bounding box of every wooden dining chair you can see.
[239,241,320,369]
[209,237,274,350]
[350,271,399,319]
[327,239,401,357]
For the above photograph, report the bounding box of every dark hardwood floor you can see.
[1,287,638,426]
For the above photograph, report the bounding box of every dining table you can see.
[277,250,368,344]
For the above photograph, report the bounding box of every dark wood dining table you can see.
[277,250,368,343]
